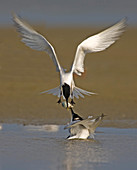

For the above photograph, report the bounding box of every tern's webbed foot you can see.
[70,99,75,105]
[57,98,61,104]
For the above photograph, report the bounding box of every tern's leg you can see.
[57,91,62,104]
[70,99,75,105]
[70,92,75,105]
[57,98,61,104]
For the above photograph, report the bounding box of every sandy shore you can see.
[0,26,137,127]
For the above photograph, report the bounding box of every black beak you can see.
[66,98,68,108]
[62,83,70,107]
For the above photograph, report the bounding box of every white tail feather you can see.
[40,86,60,97]
[73,86,96,99]
[40,86,95,99]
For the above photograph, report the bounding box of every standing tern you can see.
[12,14,127,107]
[64,107,105,139]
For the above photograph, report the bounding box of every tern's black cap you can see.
[70,108,83,121]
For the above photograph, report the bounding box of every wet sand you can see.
[0,26,137,127]
[0,124,137,170]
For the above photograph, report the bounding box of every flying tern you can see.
[64,107,105,139]
[12,14,127,107]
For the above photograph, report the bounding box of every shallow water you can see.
[0,124,137,170]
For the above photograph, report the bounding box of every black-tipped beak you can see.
[66,98,68,108]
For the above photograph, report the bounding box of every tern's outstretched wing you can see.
[64,119,94,129]
[12,14,61,72]
[71,18,127,76]
[64,113,105,133]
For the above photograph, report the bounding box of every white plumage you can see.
[12,14,127,106]
[64,108,105,139]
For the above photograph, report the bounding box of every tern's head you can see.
[70,108,83,121]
